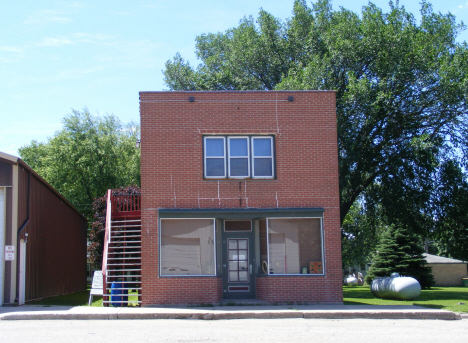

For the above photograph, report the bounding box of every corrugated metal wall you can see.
[18,165,87,301]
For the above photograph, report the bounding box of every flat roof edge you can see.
[140,90,336,94]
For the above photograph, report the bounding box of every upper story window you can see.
[203,136,275,179]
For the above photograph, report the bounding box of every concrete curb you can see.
[0,309,461,321]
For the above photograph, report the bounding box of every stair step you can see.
[106,281,141,284]
[111,224,141,230]
[111,219,141,223]
[108,251,141,254]
[112,230,141,234]
[109,241,141,244]
[103,301,142,304]
[105,289,142,291]
[110,235,141,239]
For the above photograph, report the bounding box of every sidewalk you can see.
[0,304,464,320]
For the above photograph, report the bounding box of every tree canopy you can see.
[19,109,140,219]
[163,0,468,261]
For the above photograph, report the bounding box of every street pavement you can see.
[0,303,465,320]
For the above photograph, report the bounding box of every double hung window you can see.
[203,136,275,179]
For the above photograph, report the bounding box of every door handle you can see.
[250,264,252,274]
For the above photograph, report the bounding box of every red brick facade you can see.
[140,91,342,305]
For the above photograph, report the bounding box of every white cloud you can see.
[35,37,74,47]
[0,46,23,53]
[109,11,136,16]
[23,10,72,25]
[66,2,86,9]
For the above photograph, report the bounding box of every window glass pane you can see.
[206,158,225,177]
[230,158,248,176]
[229,138,248,157]
[160,219,215,276]
[253,138,271,156]
[239,271,249,282]
[206,138,225,157]
[268,218,322,275]
[229,261,238,271]
[239,261,248,271]
[254,158,272,177]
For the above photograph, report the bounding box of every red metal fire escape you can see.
[102,190,142,306]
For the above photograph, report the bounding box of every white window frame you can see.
[266,217,324,276]
[204,137,226,179]
[252,136,275,179]
[159,218,217,277]
[203,135,275,180]
[228,136,250,179]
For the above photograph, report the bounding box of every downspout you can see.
[15,170,30,303]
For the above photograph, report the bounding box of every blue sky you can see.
[1,0,467,156]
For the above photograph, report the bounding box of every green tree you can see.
[19,109,140,219]
[429,160,468,261]
[365,225,434,289]
[163,0,468,228]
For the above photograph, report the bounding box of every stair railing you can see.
[102,189,112,305]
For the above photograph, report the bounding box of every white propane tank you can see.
[370,273,421,300]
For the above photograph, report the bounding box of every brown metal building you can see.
[1,151,87,306]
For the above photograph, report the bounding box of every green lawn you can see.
[28,285,468,313]
[28,286,140,307]
[343,285,468,313]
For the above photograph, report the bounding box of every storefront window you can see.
[267,218,322,275]
[160,219,216,276]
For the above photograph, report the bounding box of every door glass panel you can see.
[228,240,238,249]
[229,250,239,260]
[227,238,249,283]
[239,271,249,282]
[238,239,248,249]
[238,250,248,261]
[229,271,239,282]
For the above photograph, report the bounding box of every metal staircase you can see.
[102,190,142,306]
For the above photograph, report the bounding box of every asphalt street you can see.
[1,318,467,343]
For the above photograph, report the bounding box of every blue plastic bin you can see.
[110,282,128,307]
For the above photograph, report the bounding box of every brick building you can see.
[137,90,342,305]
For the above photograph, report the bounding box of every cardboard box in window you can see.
[309,261,323,274]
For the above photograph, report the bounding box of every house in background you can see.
[0,151,87,306]
[423,253,468,287]
[101,91,342,305]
